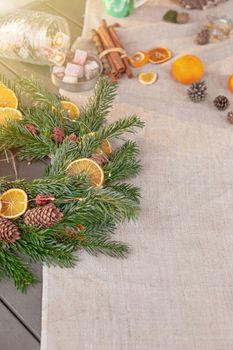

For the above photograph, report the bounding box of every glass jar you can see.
[0,10,71,65]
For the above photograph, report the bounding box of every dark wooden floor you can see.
[0,1,85,348]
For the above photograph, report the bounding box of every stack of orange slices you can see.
[0,82,22,125]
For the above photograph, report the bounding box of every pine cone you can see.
[187,80,207,102]
[176,12,190,24]
[213,95,229,111]
[24,204,63,228]
[90,153,107,167]
[0,217,20,243]
[227,111,233,124]
[196,28,210,45]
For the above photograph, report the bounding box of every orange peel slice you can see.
[148,47,172,64]
[138,71,158,85]
[0,189,28,219]
[128,51,149,68]
[66,158,104,187]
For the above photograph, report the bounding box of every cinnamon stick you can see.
[109,24,133,78]
[91,29,111,75]
[98,20,125,74]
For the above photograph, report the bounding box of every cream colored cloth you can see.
[41,1,233,349]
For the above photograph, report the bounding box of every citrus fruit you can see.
[148,47,172,64]
[0,108,22,125]
[138,71,158,85]
[0,189,28,219]
[96,139,112,155]
[172,54,204,85]
[128,51,149,68]
[0,86,18,108]
[66,158,104,187]
[88,132,112,155]
[61,101,80,120]
[227,74,233,93]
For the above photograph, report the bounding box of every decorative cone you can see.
[213,95,229,111]
[0,217,20,243]
[187,80,207,102]
[24,204,63,228]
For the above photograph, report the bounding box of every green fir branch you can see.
[96,115,144,140]
[19,77,61,108]
[0,247,36,292]
[105,141,141,183]
[14,225,76,268]
[78,77,118,134]
[80,235,129,258]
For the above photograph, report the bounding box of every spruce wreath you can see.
[0,77,144,291]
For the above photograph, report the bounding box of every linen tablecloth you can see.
[41,1,233,349]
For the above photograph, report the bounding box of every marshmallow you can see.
[65,63,81,77]
[73,49,87,65]
[53,31,70,49]
[84,61,99,80]
[62,75,77,84]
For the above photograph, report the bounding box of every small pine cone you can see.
[176,12,190,24]
[213,95,229,111]
[187,80,207,102]
[25,123,38,135]
[24,204,63,228]
[196,28,210,45]
[35,194,55,206]
[227,111,233,124]
[90,153,107,167]
[0,217,20,243]
[66,133,79,143]
[51,127,65,143]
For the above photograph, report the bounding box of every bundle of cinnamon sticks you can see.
[91,19,133,81]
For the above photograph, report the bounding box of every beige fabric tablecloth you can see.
[41,1,233,349]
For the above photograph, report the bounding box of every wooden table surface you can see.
[0,1,85,348]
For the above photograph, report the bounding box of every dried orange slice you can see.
[96,139,112,156]
[0,108,22,125]
[0,86,18,108]
[138,72,157,85]
[128,51,149,68]
[148,47,172,64]
[88,132,112,156]
[61,101,80,120]
[66,158,104,187]
[0,189,28,219]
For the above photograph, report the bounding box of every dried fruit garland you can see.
[0,77,144,291]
